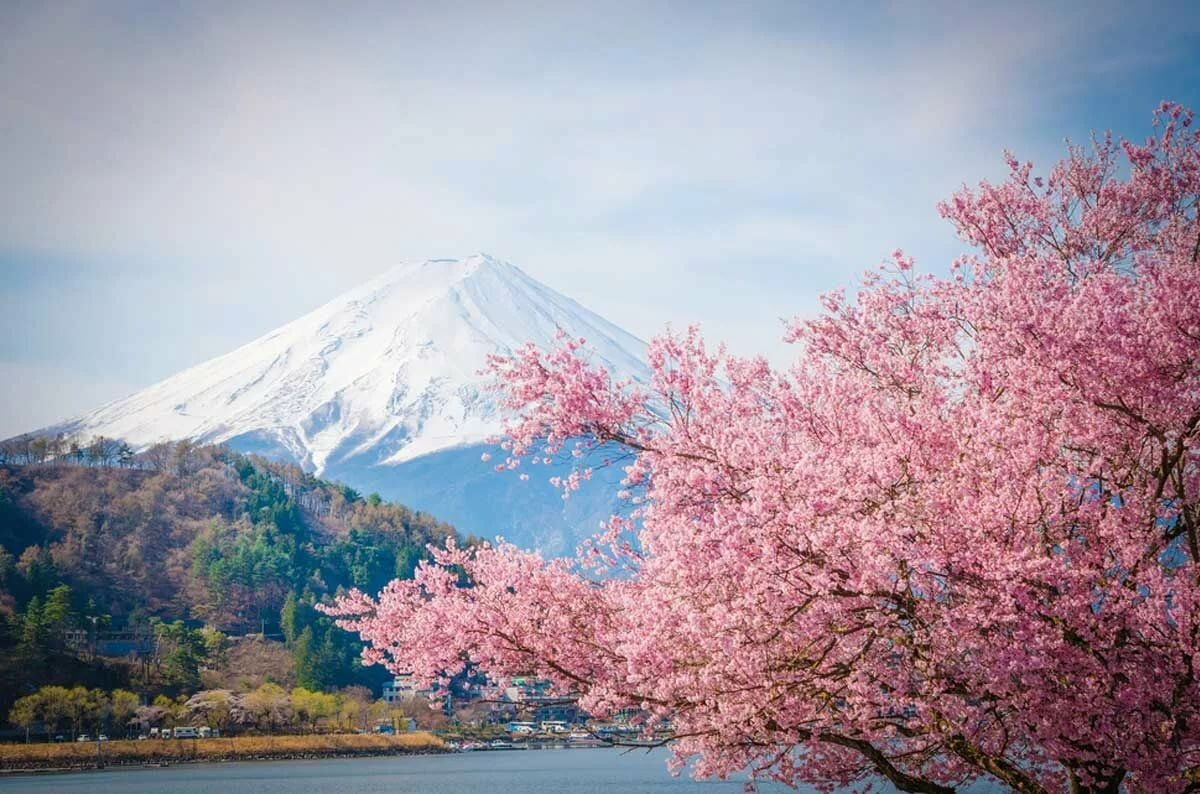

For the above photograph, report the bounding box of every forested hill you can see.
[0,442,465,711]
[0,441,461,630]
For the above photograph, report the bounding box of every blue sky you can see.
[2,0,1199,438]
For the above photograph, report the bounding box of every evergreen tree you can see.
[280,591,299,646]
[19,596,47,657]
[153,621,206,692]
[291,626,318,690]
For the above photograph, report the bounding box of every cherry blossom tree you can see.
[325,104,1200,793]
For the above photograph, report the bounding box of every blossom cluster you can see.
[325,104,1200,793]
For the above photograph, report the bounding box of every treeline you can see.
[0,433,137,468]
[8,683,443,742]
[8,686,139,742]
[0,438,466,716]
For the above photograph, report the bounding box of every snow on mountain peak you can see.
[48,254,649,475]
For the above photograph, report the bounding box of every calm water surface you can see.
[0,748,801,793]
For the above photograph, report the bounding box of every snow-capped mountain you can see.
[42,254,649,554]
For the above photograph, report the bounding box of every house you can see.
[506,721,537,734]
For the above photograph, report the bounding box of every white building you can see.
[382,673,421,703]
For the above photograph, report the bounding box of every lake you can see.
[0,748,800,793]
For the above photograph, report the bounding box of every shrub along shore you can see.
[0,732,446,772]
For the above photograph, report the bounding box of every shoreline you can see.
[0,733,447,775]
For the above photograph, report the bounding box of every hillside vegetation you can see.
[0,439,464,716]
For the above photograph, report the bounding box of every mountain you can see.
[40,254,649,555]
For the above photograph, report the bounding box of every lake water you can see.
[0,748,801,793]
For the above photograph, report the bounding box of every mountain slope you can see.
[42,254,648,553]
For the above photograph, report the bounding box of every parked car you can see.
[76,734,91,742]
[97,734,109,742]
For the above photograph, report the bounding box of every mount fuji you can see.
[40,254,650,554]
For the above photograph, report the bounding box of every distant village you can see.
[381,671,662,748]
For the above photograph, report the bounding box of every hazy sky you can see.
[2,0,1199,438]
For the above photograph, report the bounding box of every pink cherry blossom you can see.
[324,104,1200,793]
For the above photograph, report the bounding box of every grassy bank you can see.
[0,732,446,772]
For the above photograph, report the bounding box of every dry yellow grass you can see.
[0,732,445,771]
